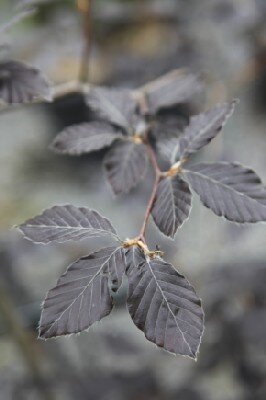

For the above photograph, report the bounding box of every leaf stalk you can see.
[138,140,162,241]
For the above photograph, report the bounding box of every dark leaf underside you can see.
[141,70,203,114]
[104,140,148,195]
[86,87,136,132]
[0,61,51,104]
[125,246,204,358]
[39,247,125,339]
[152,175,192,238]
[18,205,118,244]
[178,101,237,160]
[50,121,123,155]
[184,162,266,223]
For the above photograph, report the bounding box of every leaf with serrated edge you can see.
[184,162,266,223]
[18,205,118,244]
[139,69,203,114]
[86,87,136,131]
[39,246,126,339]
[50,121,124,155]
[0,61,51,104]
[104,140,148,195]
[152,175,192,238]
[178,101,237,161]
[125,246,204,359]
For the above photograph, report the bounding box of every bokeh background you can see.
[0,1,266,399]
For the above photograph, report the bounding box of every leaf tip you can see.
[49,137,65,154]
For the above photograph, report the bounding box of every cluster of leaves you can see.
[3,0,266,362]
[15,68,266,360]
[18,205,204,359]
[51,70,203,194]
[51,73,266,236]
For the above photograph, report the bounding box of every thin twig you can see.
[135,92,163,242]
[77,0,93,83]
[138,140,162,242]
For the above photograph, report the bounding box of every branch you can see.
[138,140,162,242]
[77,0,93,83]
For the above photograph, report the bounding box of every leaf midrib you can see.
[42,247,119,336]
[146,258,193,355]
[180,113,224,158]
[184,168,266,206]
[95,91,130,130]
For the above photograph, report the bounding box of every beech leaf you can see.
[140,69,203,114]
[184,162,266,223]
[156,136,179,164]
[104,140,148,195]
[0,61,51,104]
[39,246,125,339]
[153,114,185,164]
[18,205,118,244]
[125,246,204,359]
[50,121,124,155]
[86,87,136,131]
[152,175,192,238]
[178,101,237,160]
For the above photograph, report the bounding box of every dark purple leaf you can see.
[184,162,266,222]
[152,175,192,238]
[0,61,51,104]
[125,246,204,359]
[86,87,136,131]
[18,205,118,244]
[153,114,184,164]
[104,140,148,195]
[178,101,237,160]
[140,69,203,114]
[108,247,126,292]
[156,134,180,165]
[50,121,124,155]
[39,246,125,339]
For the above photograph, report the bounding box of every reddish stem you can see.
[138,141,162,242]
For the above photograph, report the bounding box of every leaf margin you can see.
[39,246,126,340]
[124,246,205,360]
[16,204,120,244]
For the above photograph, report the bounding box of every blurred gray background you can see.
[0,1,266,399]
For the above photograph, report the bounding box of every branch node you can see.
[166,159,188,177]
[123,238,164,259]
[132,134,144,144]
